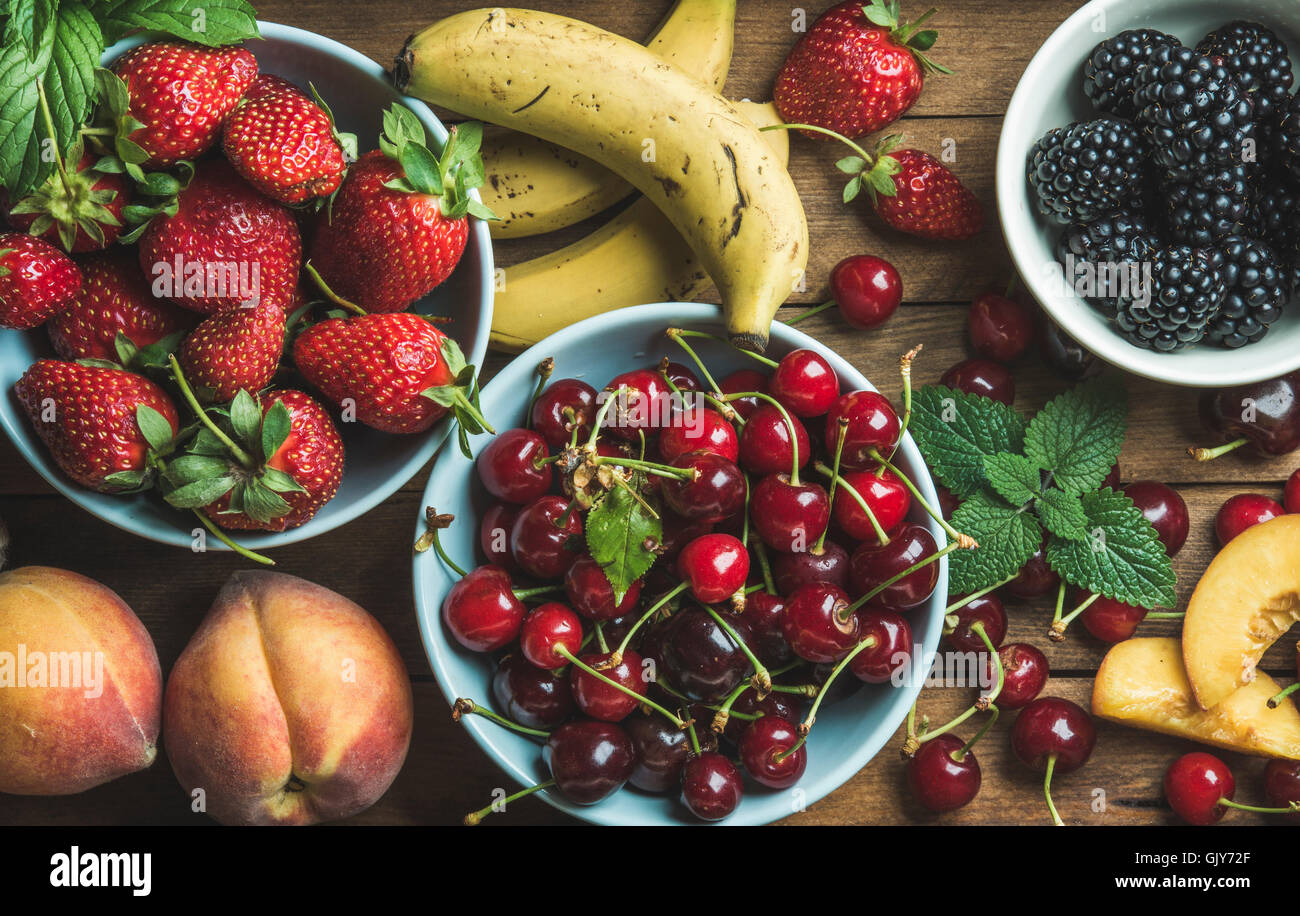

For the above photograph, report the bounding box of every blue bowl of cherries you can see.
[412,302,952,825]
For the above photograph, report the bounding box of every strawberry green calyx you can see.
[377,103,498,221]
[421,335,495,459]
[7,139,123,253]
[99,403,180,493]
[860,1,952,74]
[760,122,903,204]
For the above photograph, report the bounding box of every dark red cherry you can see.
[848,523,940,609]
[681,751,743,820]
[658,405,738,463]
[781,582,860,663]
[723,689,802,744]
[530,377,597,448]
[480,503,519,569]
[1011,697,1096,773]
[511,495,584,579]
[1101,460,1121,490]
[751,473,830,553]
[477,428,552,504]
[442,565,525,653]
[661,606,755,702]
[569,650,646,722]
[835,468,911,542]
[935,484,960,520]
[492,652,574,729]
[603,368,670,440]
[1004,544,1060,599]
[742,591,796,667]
[1215,493,1284,546]
[1164,752,1234,826]
[945,593,1007,653]
[1080,595,1147,643]
[1197,372,1300,458]
[940,358,1015,405]
[626,713,692,794]
[769,348,840,418]
[543,720,636,805]
[739,715,807,789]
[829,254,902,329]
[986,643,1048,710]
[1263,759,1300,824]
[826,390,900,469]
[1039,317,1100,381]
[850,608,913,684]
[810,659,864,706]
[772,541,849,594]
[564,552,642,620]
[738,404,810,475]
[1122,480,1189,557]
[969,291,1033,361]
[662,361,701,392]
[719,368,768,419]
[661,451,746,523]
[519,602,583,669]
[677,533,749,604]
[657,511,714,559]
[907,734,981,812]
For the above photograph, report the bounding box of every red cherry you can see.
[1011,697,1096,774]
[907,734,980,812]
[940,358,1015,405]
[743,591,795,667]
[479,503,519,569]
[626,713,692,793]
[988,643,1048,709]
[719,368,767,419]
[1122,480,1189,557]
[680,751,743,821]
[935,484,961,520]
[968,291,1033,361]
[564,552,642,620]
[658,405,738,463]
[724,689,802,743]
[1080,594,1147,643]
[530,377,597,448]
[658,511,714,559]
[569,650,647,721]
[661,451,746,523]
[772,541,850,594]
[511,495,584,579]
[769,348,840,418]
[519,602,583,668]
[442,565,526,653]
[826,390,900,469]
[1263,759,1300,823]
[739,715,807,789]
[848,523,940,609]
[603,368,669,440]
[1101,460,1121,490]
[493,653,575,729]
[750,473,830,553]
[1216,493,1284,545]
[781,582,860,663]
[476,428,552,504]
[1287,470,1300,514]
[677,533,749,604]
[834,468,911,542]
[829,254,902,329]
[945,593,1006,653]
[738,404,810,475]
[850,608,913,684]
[1164,752,1234,825]
[663,361,701,392]
[544,720,635,805]
[1005,544,1060,599]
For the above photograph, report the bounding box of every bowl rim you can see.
[995,0,1300,388]
[0,20,495,551]
[411,302,949,826]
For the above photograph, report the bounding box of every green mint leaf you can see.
[909,385,1028,498]
[259,398,292,463]
[228,389,261,450]
[0,1,56,199]
[96,0,260,47]
[163,474,236,509]
[947,491,1042,594]
[43,1,102,164]
[584,480,661,603]
[1036,487,1088,541]
[982,452,1040,505]
[1044,489,1177,609]
[134,404,173,452]
[1024,376,1127,495]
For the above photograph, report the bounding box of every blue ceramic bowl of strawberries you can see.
[412,303,949,825]
[0,21,494,551]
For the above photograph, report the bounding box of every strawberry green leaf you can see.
[163,474,237,509]
[836,155,866,174]
[260,466,306,494]
[228,389,261,450]
[96,0,260,47]
[241,482,289,523]
[585,479,661,603]
[165,453,229,484]
[135,403,174,452]
[842,176,861,204]
[259,399,292,463]
[103,469,146,489]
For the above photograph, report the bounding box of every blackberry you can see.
[1207,236,1289,348]
[1083,29,1183,118]
[1162,165,1253,246]
[1115,245,1227,351]
[1196,21,1294,153]
[1056,212,1161,311]
[1253,177,1300,252]
[1133,45,1256,181]
[1279,94,1300,182]
[1027,117,1148,224]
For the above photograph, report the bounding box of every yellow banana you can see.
[489,102,789,353]
[479,0,736,239]
[394,8,808,351]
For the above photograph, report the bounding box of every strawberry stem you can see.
[168,356,256,468]
[35,81,73,199]
[304,261,367,315]
[190,509,274,565]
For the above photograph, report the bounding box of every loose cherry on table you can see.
[848,523,940,609]
[769,348,840,418]
[828,254,902,329]
[625,713,692,794]
[530,377,597,448]
[511,495,585,580]
[569,649,647,722]
[939,358,1016,405]
[661,451,746,523]
[834,467,911,542]
[1004,543,1060,600]
[751,472,831,553]
[658,406,738,463]
[1164,752,1237,825]
[1121,480,1189,557]
[738,404,810,476]
[739,715,807,789]
[1079,595,1147,643]
[773,541,850,595]
[492,652,575,729]
[986,643,1048,709]
[661,605,756,703]
[476,427,553,504]
[1192,372,1300,460]
[1263,759,1300,824]
[719,368,767,419]
[945,592,1007,653]
[676,532,750,604]
[781,582,861,664]
[442,564,527,653]
[1010,696,1097,826]
[969,291,1033,361]
[519,602,583,669]
[479,503,519,569]
[907,733,981,812]
[1101,460,1121,490]
[1039,317,1101,381]
[543,719,636,806]
[565,552,642,620]
[826,390,901,468]
[1286,469,1300,513]
[850,608,913,684]
[681,751,744,821]
[1215,493,1284,546]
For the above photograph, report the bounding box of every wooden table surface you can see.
[3,0,1296,827]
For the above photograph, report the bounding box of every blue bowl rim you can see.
[411,302,949,826]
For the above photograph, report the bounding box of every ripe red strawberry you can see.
[309,104,492,313]
[0,234,82,329]
[5,152,130,253]
[178,293,291,403]
[862,147,983,240]
[139,159,301,314]
[775,0,950,140]
[46,250,192,362]
[294,312,489,437]
[14,360,179,492]
[111,41,258,167]
[223,75,354,206]
[164,389,343,532]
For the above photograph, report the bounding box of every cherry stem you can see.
[814,421,849,554]
[304,261,367,315]
[675,327,780,369]
[944,573,1016,615]
[168,356,256,468]
[584,384,624,451]
[779,635,878,760]
[463,779,556,826]
[1051,591,1101,641]
[685,716,702,756]
[525,357,554,429]
[1051,581,1067,625]
[191,509,274,566]
[702,605,771,695]
[511,585,561,600]
[594,454,695,480]
[917,623,1001,750]
[753,539,777,594]
[1044,754,1064,826]
[613,582,687,660]
[711,680,753,732]
[812,460,890,546]
[420,520,468,578]
[665,328,725,396]
[740,472,751,547]
[847,539,961,613]
[1146,611,1185,620]
[1219,797,1300,815]
[783,300,836,326]
[1268,682,1300,709]
[725,390,803,484]
[557,645,684,727]
[452,698,550,739]
[888,345,922,464]
[1188,438,1247,461]
[957,702,999,760]
[867,450,972,548]
[593,621,609,653]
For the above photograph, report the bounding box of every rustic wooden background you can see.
[3,0,1295,826]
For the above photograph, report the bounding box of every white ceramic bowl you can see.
[997,0,1300,387]
[412,303,949,825]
